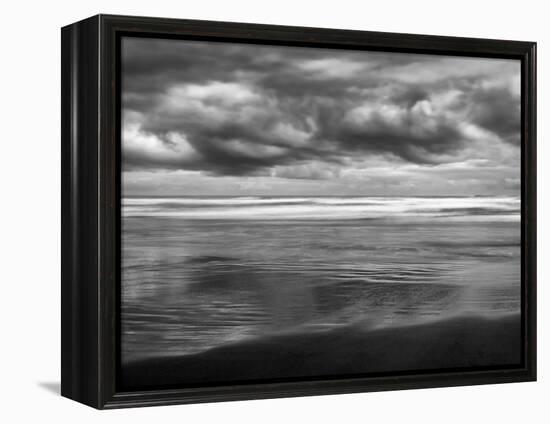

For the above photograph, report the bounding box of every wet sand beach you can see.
[122,313,521,389]
[121,196,521,388]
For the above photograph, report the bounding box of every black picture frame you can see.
[61,14,537,409]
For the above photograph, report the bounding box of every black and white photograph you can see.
[120,36,522,389]
[1,0,545,419]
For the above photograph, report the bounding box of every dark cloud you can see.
[122,37,521,177]
[469,86,521,145]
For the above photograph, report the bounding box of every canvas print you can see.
[120,37,521,389]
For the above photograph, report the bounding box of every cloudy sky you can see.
[122,37,520,196]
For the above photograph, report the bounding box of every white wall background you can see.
[1,0,546,421]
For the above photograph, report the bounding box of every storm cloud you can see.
[121,36,520,195]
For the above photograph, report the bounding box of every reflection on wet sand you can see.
[122,214,520,366]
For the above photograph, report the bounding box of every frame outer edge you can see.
[61,14,102,409]
[526,42,537,381]
[61,21,75,402]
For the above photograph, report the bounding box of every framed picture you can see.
[61,14,536,409]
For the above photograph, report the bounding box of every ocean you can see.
[121,196,521,364]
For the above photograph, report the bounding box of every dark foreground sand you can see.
[121,314,521,389]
